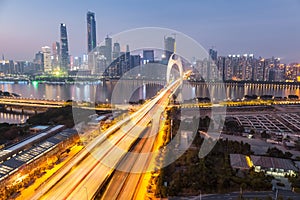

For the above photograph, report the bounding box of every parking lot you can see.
[232,114,293,135]
[279,113,300,133]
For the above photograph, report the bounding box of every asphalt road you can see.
[170,190,300,200]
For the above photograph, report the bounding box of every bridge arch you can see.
[166,54,183,84]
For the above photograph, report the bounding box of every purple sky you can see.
[0,0,299,63]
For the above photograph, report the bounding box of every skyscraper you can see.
[130,55,141,69]
[113,42,120,60]
[42,46,51,73]
[143,50,154,64]
[34,51,44,72]
[164,36,175,61]
[52,41,60,68]
[209,49,218,62]
[87,11,97,53]
[104,36,112,65]
[60,23,69,71]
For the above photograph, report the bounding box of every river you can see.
[0,80,299,123]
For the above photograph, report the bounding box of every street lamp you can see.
[83,186,88,200]
[274,188,278,200]
[199,190,202,200]
[170,119,173,140]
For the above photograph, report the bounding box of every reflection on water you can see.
[0,112,29,124]
[0,81,299,124]
[0,81,299,102]
[184,83,300,101]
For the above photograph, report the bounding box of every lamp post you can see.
[84,186,88,200]
[275,188,278,200]
[170,119,173,140]
[199,190,202,200]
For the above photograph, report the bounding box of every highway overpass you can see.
[19,78,180,200]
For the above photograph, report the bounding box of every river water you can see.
[0,81,299,123]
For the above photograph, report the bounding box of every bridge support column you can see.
[176,92,183,103]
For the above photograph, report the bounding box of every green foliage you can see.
[266,147,293,159]
[261,131,271,139]
[289,175,300,190]
[278,195,284,200]
[155,134,270,197]
[0,106,93,146]
[0,123,28,144]
[26,106,75,127]
[224,119,244,133]
[295,141,300,151]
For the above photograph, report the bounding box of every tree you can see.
[278,195,284,200]
[266,147,285,158]
[261,131,270,139]
[295,141,300,151]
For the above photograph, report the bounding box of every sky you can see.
[0,0,299,63]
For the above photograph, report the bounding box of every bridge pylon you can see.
[166,53,183,102]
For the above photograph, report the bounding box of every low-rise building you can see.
[250,155,298,176]
[230,154,250,170]
[230,154,299,177]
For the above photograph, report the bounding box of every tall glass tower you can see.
[87,11,97,53]
[164,36,175,61]
[105,36,112,65]
[60,23,69,71]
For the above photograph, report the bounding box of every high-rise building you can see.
[73,56,82,70]
[87,11,97,53]
[88,45,107,74]
[52,41,60,68]
[42,46,52,73]
[130,55,141,69]
[217,56,226,81]
[285,63,300,81]
[104,36,112,65]
[164,36,175,61]
[15,61,26,74]
[0,60,14,74]
[105,52,130,78]
[113,42,121,60]
[143,50,154,64]
[209,49,218,62]
[60,23,69,71]
[34,51,44,72]
[69,55,74,70]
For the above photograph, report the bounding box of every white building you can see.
[42,46,52,73]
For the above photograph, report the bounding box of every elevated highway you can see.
[22,79,180,200]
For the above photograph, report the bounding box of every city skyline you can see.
[0,0,299,63]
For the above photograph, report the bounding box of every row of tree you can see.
[156,136,272,197]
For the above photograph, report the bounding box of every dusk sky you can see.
[0,0,299,63]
